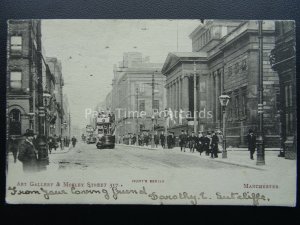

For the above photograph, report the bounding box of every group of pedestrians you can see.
[117,128,257,161]
[118,131,176,149]
[47,134,73,153]
[178,130,222,158]
[7,129,77,172]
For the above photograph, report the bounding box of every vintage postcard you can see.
[6,19,296,206]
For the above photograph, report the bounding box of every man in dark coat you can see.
[18,130,38,172]
[179,130,186,152]
[154,131,159,148]
[203,133,210,156]
[189,132,197,153]
[160,131,165,149]
[247,129,256,160]
[196,131,204,155]
[167,132,173,149]
[211,131,219,158]
[132,134,137,145]
[71,136,77,148]
[172,133,176,148]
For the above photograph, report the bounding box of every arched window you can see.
[9,109,21,135]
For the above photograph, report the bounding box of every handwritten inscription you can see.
[7,185,271,205]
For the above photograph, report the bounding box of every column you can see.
[170,82,173,110]
[175,78,179,113]
[178,77,182,111]
[215,71,221,128]
[207,73,213,127]
[166,84,170,108]
[182,75,189,113]
[173,80,176,120]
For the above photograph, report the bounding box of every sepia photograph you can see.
[5,19,296,206]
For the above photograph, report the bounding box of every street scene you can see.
[6,20,296,205]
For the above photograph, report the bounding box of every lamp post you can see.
[256,20,265,166]
[219,94,230,158]
[193,61,197,134]
[136,86,139,146]
[151,115,155,148]
[164,108,168,149]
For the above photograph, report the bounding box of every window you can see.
[241,59,247,71]
[228,66,232,76]
[139,83,145,93]
[234,62,240,74]
[139,100,145,111]
[10,71,22,90]
[241,89,247,117]
[9,109,21,135]
[11,36,22,51]
[284,83,294,135]
[153,100,159,111]
[227,92,233,119]
[234,91,239,118]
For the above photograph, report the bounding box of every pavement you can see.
[117,144,290,171]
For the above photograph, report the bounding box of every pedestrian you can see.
[185,131,190,149]
[53,134,58,151]
[211,131,219,158]
[216,130,223,153]
[71,136,77,148]
[171,132,176,148]
[132,134,137,145]
[179,130,187,152]
[196,131,204,155]
[160,131,165,148]
[207,131,212,155]
[60,135,64,150]
[203,132,210,156]
[8,136,19,163]
[17,130,39,172]
[154,131,159,148]
[144,133,149,146]
[35,135,49,171]
[189,131,196,153]
[167,132,173,149]
[247,129,256,160]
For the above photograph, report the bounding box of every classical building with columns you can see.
[111,53,166,138]
[162,20,280,147]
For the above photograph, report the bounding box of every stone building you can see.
[7,20,44,137]
[162,20,280,147]
[270,21,296,159]
[46,57,65,137]
[111,53,166,137]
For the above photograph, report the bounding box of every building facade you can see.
[7,20,43,137]
[162,20,280,147]
[270,21,296,159]
[111,53,166,137]
[46,57,65,137]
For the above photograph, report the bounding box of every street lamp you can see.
[151,114,155,148]
[219,94,230,158]
[256,20,265,165]
[164,108,168,149]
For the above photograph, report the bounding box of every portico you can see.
[161,52,208,136]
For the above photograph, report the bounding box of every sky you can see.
[41,19,201,129]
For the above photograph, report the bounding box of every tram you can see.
[96,112,115,149]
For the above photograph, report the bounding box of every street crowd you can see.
[118,130,224,158]
[7,129,78,173]
[118,129,257,160]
